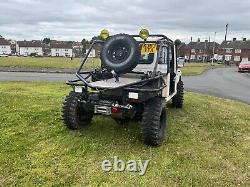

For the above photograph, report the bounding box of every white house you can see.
[0,38,11,55]
[51,43,73,57]
[86,47,96,57]
[16,41,43,56]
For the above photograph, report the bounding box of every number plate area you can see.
[140,43,157,54]
[94,105,111,115]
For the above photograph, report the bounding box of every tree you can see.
[174,39,182,46]
[43,38,51,44]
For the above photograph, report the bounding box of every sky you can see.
[0,0,250,43]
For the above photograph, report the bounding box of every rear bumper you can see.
[238,68,250,72]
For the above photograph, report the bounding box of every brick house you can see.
[218,38,250,63]
[72,41,83,58]
[188,40,219,61]
[178,39,219,61]
[85,43,102,58]
[177,43,190,60]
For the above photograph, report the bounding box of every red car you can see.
[238,61,250,72]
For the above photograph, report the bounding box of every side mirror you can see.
[177,58,185,68]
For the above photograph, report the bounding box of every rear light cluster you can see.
[111,106,119,113]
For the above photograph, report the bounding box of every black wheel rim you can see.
[107,41,131,63]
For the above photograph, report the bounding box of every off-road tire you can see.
[62,91,93,130]
[172,80,184,108]
[101,34,140,74]
[142,97,167,146]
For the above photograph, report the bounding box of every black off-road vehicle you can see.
[62,29,184,146]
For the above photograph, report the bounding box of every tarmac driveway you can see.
[183,67,250,104]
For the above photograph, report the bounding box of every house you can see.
[72,41,83,58]
[187,39,219,61]
[50,42,73,57]
[218,38,250,63]
[177,39,219,62]
[0,38,11,55]
[177,43,190,60]
[86,44,96,57]
[16,40,43,56]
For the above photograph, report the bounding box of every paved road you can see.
[0,68,249,104]
[183,67,250,104]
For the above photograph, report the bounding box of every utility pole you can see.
[223,23,229,65]
[212,32,217,66]
[225,23,229,41]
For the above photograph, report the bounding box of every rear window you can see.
[139,53,155,64]
[138,43,156,64]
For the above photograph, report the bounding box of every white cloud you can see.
[0,0,250,43]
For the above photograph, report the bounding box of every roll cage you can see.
[67,34,175,93]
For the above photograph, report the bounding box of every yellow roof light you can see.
[100,29,109,40]
[139,29,149,40]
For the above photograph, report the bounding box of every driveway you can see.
[0,67,249,104]
[183,67,250,104]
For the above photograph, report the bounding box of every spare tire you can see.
[100,34,140,74]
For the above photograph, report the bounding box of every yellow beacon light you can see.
[139,29,149,40]
[100,29,109,40]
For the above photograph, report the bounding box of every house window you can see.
[199,49,203,53]
[190,55,196,60]
[56,53,59,56]
[26,48,29,50]
[225,55,232,61]
[191,49,195,53]
[65,49,68,51]
[235,49,241,54]
[234,56,241,62]
[226,48,232,53]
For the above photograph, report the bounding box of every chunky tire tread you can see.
[142,97,167,146]
[172,80,184,108]
[62,91,93,130]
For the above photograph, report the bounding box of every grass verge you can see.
[0,82,249,186]
[0,57,100,70]
[182,63,223,76]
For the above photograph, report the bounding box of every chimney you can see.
[233,38,236,41]
[243,38,247,41]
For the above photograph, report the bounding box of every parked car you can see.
[0,54,9,57]
[238,61,250,72]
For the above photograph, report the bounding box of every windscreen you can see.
[138,43,157,64]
